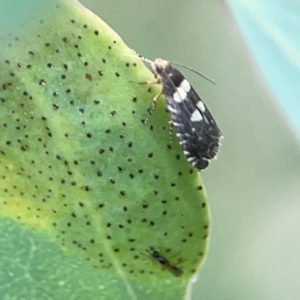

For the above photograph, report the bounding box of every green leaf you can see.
[0,1,210,299]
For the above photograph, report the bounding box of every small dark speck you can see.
[132,96,137,102]
[120,191,126,196]
[102,58,106,63]
[79,108,84,113]
[129,174,134,179]
[128,141,133,148]
[105,129,111,134]
[70,19,76,23]
[86,133,92,138]
[53,104,59,110]
[86,73,92,81]
[170,182,176,187]
[147,87,152,92]
[94,100,100,104]
[110,111,116,116]
[94,30,99,35]
[110,178,115,184]
[148,153,153,158]
[98,71,103,76]
[98,203,105,208]
[97,170,102,177]
[108,46,112,50]
[197,185,203,190]
[202,202,206,208]
[115,72,120,77]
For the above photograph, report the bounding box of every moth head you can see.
[151,58,172,79]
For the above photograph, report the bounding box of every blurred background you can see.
[79,0,300,299]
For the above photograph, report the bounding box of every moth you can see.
[134,52,223,170]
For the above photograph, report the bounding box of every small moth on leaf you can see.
[135,52,223,170]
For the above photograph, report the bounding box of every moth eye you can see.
[156,66,162,73]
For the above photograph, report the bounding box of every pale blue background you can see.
[227,0,300,141]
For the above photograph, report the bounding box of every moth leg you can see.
[168,121,173,144]
[130,80,158,85]
[144,91,162,124]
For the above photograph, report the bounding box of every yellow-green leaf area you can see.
[0,0,210,299]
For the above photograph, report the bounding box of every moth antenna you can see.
[169,61,216,85]
[131,48,153,64]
